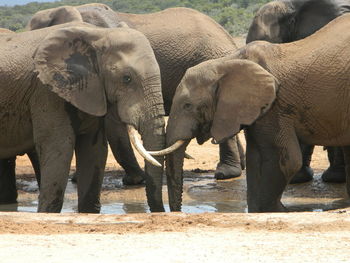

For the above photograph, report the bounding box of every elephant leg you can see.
[27,150,41,188]
[35,135,74,212]
[215,136,243,180]
[75,123,107,213]
[105,104,145,185]
[289,143,314,184]
[321,147,346,183]
[0,157,17,204]
[246,127,302,212]
[342,146,350,197]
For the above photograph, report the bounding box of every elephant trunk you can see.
[165,139,190,212]
[141,115,166,212]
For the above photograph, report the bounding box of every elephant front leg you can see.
[36,135,75,213]
[215,136,244,180]
[105,105,145,185]
[0,157,17,204]
[75,124,107,213]
[246,127,302,212]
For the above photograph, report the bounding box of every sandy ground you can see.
[2,133,350,262]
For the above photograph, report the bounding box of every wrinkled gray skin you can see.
[166,14,350,212]
[0,22,164,213]
[13,4,244,210]
[246,0,350,184]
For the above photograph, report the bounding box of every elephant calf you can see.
[161,13,350,212]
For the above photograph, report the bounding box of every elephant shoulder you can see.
[243,41,280,70]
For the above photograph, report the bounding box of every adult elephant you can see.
[246,0,350,183]
[0,22,165,213]
[159,13,350,212]
[26,4,244,182]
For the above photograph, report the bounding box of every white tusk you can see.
[127,125,162,167]
[148,140,185,156]
[184,153,194,160]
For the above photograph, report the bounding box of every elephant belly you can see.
[0,111,34,158]
[296,119,350,147]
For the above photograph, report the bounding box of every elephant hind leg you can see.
[246,126,302,212]
[321,147,346,183]
[289,143,314,184]
[105,105,145,185]
[0,157,17,204]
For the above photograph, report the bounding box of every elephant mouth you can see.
[196,122,211,145]
[196,132,211,145]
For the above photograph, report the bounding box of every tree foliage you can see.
[0,0,270,35]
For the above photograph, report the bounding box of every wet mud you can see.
[2,168,349,214]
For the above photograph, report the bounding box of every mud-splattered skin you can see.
[0,22,165,213]
[166,14,350,212]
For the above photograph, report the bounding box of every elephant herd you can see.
[0,0,349,213]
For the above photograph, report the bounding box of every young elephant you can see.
[26,3,244,184]
[161,13,350,212]
[0,22,165,213]
[246,0,350,183]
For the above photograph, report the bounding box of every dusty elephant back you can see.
[246,14,350,146]
[117,7,238,113]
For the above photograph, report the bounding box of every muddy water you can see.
[1,170,349,213]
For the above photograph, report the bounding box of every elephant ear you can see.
[211,59,278,143]
[34,26,107,116]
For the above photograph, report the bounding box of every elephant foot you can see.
[248,201,287,213]
[215,163,242,180]
[122,172,145,186]
[289,165,314,184]
[321,165,346,183]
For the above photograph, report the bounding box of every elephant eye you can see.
[122,75,132,84]
[183,103,193,111]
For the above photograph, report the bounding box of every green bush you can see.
[0,0,270,35]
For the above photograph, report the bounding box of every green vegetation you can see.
[0,0,270,35]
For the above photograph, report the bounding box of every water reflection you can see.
[2,171,349,214]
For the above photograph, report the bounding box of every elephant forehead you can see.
[105,29,151,51]
[257,2,288,24]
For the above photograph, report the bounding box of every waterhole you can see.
[1,170,349,213]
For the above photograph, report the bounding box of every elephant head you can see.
[157,57,278,211]
[34,24,165,167]
[26,6,83,30]
[27,3,124,30]
[246,0,349,44]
